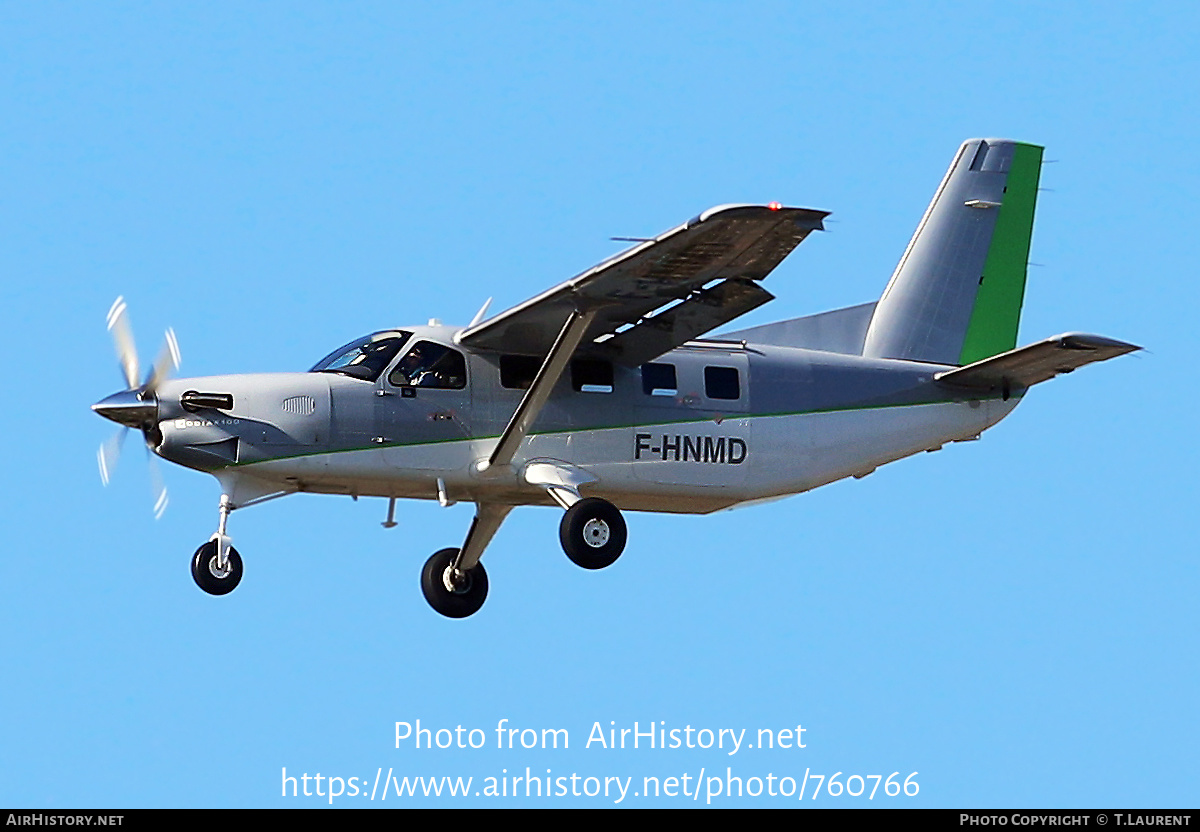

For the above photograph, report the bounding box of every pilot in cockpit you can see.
[389,341,465,388]
[391,343,448,388]
[391,344,436,387]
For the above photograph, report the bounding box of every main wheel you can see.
[559,497,626,570]
[421,547,488,618]
[191,540,243,596]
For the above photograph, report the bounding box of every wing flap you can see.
[600,278,774,367]
[934,333,1140,391]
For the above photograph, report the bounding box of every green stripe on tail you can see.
[958,142,1044,365]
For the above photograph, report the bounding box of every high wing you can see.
[456,204,828,367]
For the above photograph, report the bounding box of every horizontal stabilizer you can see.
[934,333,1140,392]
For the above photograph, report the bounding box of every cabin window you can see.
[388,341,467,389]
[500,355,541,390]
[571,359,613,393]
[641,363,677,396]
[704,365,740,400]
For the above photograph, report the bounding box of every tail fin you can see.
[862,139,1043,366]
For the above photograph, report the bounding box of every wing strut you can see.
[452,309,597,580]
[477,308,598,474]
[453,503,513,572]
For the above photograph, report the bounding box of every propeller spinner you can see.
[92,296,180,518]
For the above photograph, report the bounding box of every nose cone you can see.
[92,389,158,429]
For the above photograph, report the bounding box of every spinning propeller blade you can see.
[143,327,180,395]
[106,296,140,390]
[147,447,169,520]
[97,427,128,487]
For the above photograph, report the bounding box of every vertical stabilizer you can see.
[862,139,1043,365]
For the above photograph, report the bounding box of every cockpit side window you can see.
[310,331,410,382]
[389,341,467,389]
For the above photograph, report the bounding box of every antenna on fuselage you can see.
[469,297,493,328]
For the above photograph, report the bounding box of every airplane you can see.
[92,138,1139,618]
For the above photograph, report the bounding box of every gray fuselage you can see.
[154,324,1016,514]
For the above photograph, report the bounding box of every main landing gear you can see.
[421,548,489,619]
[559,497,627,570]
[420,496,626,619]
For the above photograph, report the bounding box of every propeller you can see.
[93,296,180,519]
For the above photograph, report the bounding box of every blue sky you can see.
[2,2,1196,808]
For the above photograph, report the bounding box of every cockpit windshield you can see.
[309,331,410,381]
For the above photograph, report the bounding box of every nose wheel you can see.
[191,540,243,595]
[421,547,489,618]
[559,497,626,570]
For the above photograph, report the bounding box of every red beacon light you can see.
[768,201,782,211]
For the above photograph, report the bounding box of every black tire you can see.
[559,497,626,570]
[191,540,243,596]
[421,547,488,618]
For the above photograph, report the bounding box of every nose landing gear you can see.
[191,495,243,596]
[191,540,243,595]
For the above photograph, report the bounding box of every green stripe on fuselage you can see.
[226,394,1016,468]
[958,142,1043,365]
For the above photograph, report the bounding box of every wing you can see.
[456,204,828,366]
